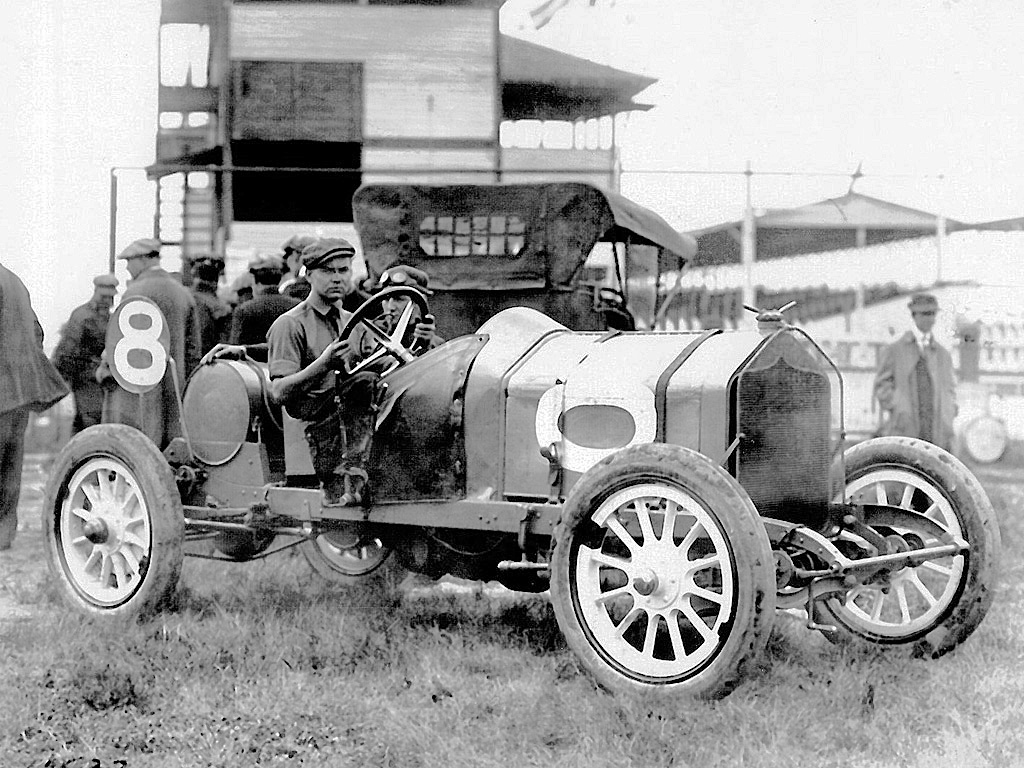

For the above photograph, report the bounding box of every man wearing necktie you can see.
[267,238,380,507]
[873,293,958,450]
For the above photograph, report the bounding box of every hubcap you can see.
[82,518,109,544]
[632,569,659,596]
[315,525,389,576]
[834,467,965,636]
[59,458,152,606]
[574,483,735,681]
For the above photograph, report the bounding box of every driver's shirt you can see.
[266,294,353,423]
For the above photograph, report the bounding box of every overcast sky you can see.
[3,0,1024,345]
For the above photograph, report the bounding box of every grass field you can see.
[1,464,1023,767]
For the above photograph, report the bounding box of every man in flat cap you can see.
[52,274,119,433]
[228,254,299,353]
[266,238,380,506]
[0,264,69,549]
[874,292,958,450]
[188,254,232,355]
[279,233,372,311]
[100,237,202,449]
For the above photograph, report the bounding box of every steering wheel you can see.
[339,286,430,375]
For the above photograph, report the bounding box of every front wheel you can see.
[818,436,1000,656]
[42,424,184,618]
[550,444,776,699]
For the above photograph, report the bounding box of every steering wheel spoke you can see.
[339,287,430,375]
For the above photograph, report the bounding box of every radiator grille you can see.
[734,352,831,528]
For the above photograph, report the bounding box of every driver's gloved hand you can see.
[412,314,436,348]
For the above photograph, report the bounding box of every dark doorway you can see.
[230,140,362,222]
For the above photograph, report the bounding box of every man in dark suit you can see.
[188,254,232,355]
[52,274,119,433]
[99,238,202,449]
[874,293,958,451]
[228,254,299,355]
[0,264,69,549]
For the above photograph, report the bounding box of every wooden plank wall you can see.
[501,148,617,190]
[230,4,497,141]
[362,148,497,185]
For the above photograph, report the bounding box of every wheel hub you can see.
[82,518,109,544]
[631,541,689,611]
[632,569,659,596]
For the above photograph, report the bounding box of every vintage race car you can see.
[42,184,1000,699]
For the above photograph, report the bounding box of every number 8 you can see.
[113,301,168,388]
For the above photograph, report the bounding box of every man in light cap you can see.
[874,292,957,450]
[278,234,317,301]
[266,237,380,506]
[52,274,119,433]
[99,237,202,449]
[228,253,299,352]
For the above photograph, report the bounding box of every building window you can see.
[160,112,184,129]
[419,214,526,258]
[160,24,210,87]
[500,117,615,150]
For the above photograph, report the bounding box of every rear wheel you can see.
[42,424,184,618]
[301,523,406,599]
[550,444,775,699]
[818,437,1000,656]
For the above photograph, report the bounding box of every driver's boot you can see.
[339,467,368,507]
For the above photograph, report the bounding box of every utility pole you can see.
[935,214,946,285]
[741,161,756,315]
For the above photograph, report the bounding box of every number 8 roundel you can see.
[105,296,171,394]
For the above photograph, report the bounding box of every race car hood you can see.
[462,307,775,501]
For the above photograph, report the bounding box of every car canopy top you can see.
[352,182,696,291]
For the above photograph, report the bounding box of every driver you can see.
[352,265,443,360]
[265,238,379,507]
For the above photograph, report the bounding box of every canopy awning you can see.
[352,182,695,291]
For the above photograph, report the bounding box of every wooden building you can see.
[151,0,655,262]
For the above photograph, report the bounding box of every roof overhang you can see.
[500,35,656,120]
[690,192,964,236]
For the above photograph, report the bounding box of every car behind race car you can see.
[43,183,999,699]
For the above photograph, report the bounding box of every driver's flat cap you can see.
[300,238,356,271]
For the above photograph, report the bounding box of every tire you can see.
[550,444,776,699]
[42,424,184,618]
[818,436,1000,656]
[301,523,406,595]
